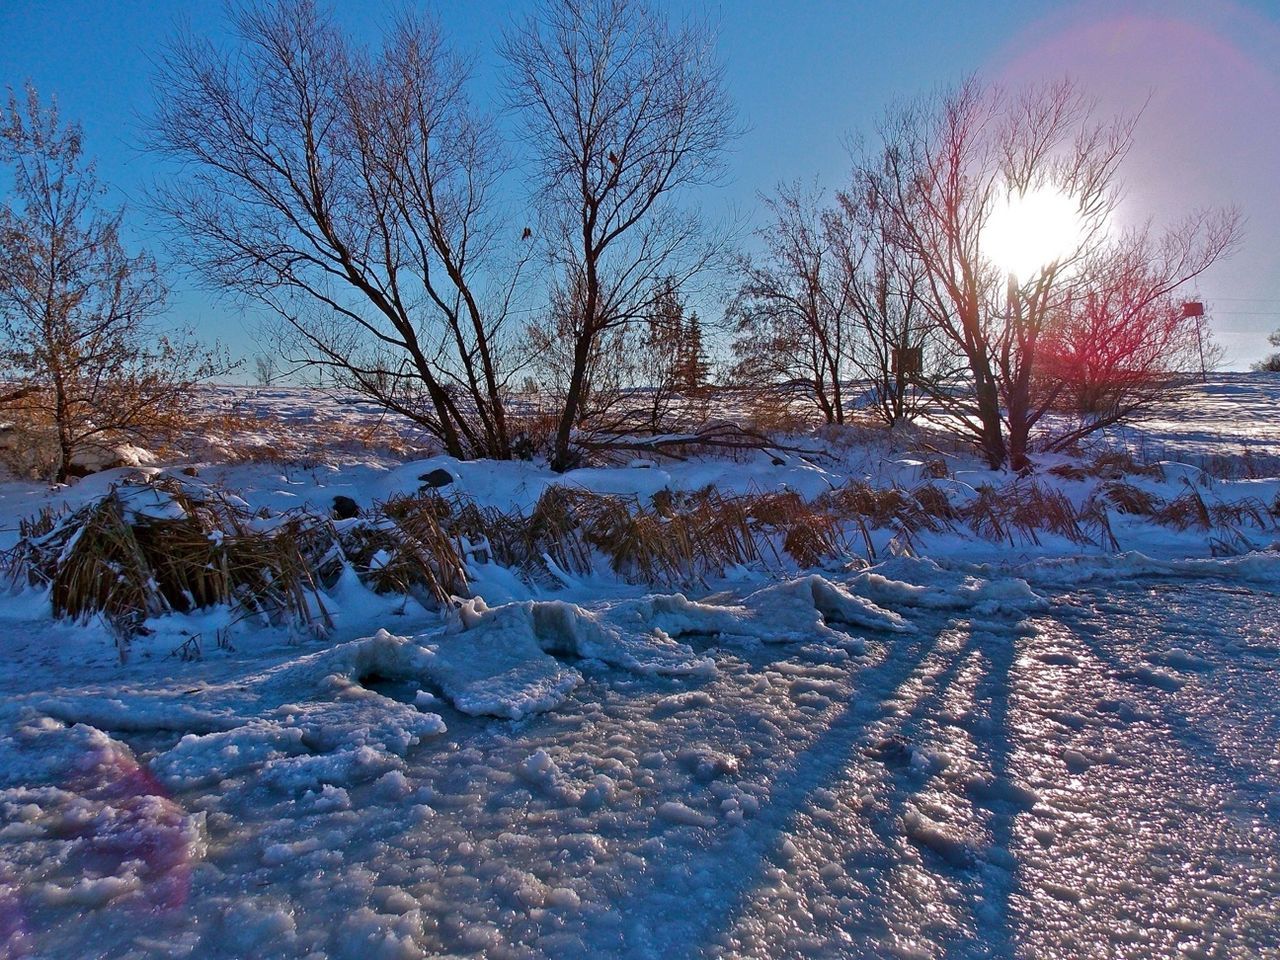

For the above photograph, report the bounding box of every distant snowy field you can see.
[0,374,1278,959]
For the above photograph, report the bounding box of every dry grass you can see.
[1099,481,1162,516]
[1196,450,1280,481]
[912,484,960,522]
[819,482,949,535]
[533,486,770,585]
[188,409,432,467]
[962,481,1090,546]
[1090,450,1164,480]
[11,451,1270,653]
[337,494,468,607]
[1077,498,1121,552]
[3,479,334,657]
[1047,463,1089,482]
[1154,488,1213,531]
[1209,497,1272,530]
[741,490,839,569]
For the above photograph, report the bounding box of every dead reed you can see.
[3,479,335,656]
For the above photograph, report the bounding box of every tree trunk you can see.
[53,375,72,484]
[551,332,593,472]
[974,373,1007,470]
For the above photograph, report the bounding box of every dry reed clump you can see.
[2,479,334,656]
[1148,486,1273,535]
[740,490,839,569]
[1008,483,1089,544]
[526,487,615,577]
[963,485,1014,543]
[1047,463,1089,482]
[801,480,957,560]
[1099,480,1163,516]
[565,488,762,586]
[920,457,951,480]
[819,482,954,536]
[1153,487,1213,531]
[460,484,841,587]
[1208,497,1273,531]
[961,481,1090,546]
[1196,449,1280,481]
[1090,450,1164,480]
[15,463,1268,654]
[911,484,960,522]
[1076,498,1121,552]
[335,493,468,607]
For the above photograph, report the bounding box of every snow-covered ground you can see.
[1,375,1278,958]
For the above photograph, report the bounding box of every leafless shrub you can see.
[860,76,1238,469]
[1,87,228,481]
[739,391,819,437]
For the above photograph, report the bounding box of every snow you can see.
[0,375,1278,957]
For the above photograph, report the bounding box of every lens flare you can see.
[983,186,1085,280]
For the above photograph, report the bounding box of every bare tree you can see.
[0,86,223,482]
[504,0,735,470]
[1036,217,1235,450]
[830,180,950,425]
[730,182,855,424]
[528,275,706,440]
[153,0,527,459]
[253,354,278,386]
[731,179,945,429]
[1254,330,1280,373]
[862,77,1239,469]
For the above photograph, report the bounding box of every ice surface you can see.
[3,561,1280,958]
[2,376,1280,957]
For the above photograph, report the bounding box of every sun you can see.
[983,185,1085,280]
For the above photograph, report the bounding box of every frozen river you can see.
[4,560,1278,959]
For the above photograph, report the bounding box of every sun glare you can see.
[983,186,1085,280]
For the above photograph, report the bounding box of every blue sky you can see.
[2,0,1278,369]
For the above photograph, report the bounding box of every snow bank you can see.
[1017,549,1280,589]
[847,557,1049,616]
[428,596,718,719]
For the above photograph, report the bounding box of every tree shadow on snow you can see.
[614,610,1031,960]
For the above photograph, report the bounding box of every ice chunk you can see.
[657,800,717,828]
[426,595,716,718]
[733,575,913,644]
[425,606,582,719]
